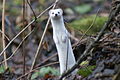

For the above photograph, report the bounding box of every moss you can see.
[9,7,21,15]
[77,65,96,77]
[70,15,108,35]
[0,65,6,73]
[74,4,92,14]
[13,0,22,5]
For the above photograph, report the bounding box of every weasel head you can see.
[49,9,63,20]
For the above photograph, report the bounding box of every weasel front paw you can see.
[62,35,67,43]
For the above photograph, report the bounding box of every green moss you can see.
[0,65,6,73]
[31,67,60,79]
[13,0,22,5]
[77,65,96,77]
[9,7,21,15]
[74,4,92,14]
[70,15,108,35]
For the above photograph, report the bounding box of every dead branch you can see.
[2,0,8,69]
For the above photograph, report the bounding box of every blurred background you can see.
[0,0,114,79]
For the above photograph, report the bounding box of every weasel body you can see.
[49,9,76,74]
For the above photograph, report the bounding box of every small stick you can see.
[2,0,8,69]
[22,0,26,79]
[26,0,37,20]
[0,30,10,41]
[26,0,36,32]
[73,8,101,47]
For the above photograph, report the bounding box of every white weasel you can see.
[49,9,76,74]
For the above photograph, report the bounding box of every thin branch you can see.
[73,8,101,47]
[0,29,34,65]
[2,0,8,69]
[27,0,59,78]
[113,65,120,80]
[22,0,26,79]
[0,3,54,57]
[59,3,120,80]
[79,8,100,42]
[26,0,32,32]
[0,30,10,41]
[26,0,37,20]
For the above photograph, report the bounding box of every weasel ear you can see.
[59,8,63,14]
[49,9,52,15]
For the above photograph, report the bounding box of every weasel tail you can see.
[49,9,76,75]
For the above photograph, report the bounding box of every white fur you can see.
[49,9,76,74]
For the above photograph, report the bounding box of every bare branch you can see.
[26,0,37,20]
[2,0,8,69]
[0,29,10,41]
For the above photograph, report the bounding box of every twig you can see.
[0,30,10,41]
[73,8,101,47]
[27,0,59,79]
[0,3,54,57]
[22,0,26,79]
[16,61,59,80]
[26,0,37,20]
[113,65,120,80]
[0,29,34,65]
[2,0,8,69]
[26,0,32,32]
[59,3,120,80]
[79,8,100,42]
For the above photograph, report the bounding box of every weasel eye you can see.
[58,12,60,14]
[52,12,54,14]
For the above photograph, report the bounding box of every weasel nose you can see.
[55,14,58,16]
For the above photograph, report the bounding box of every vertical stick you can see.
[26,0,32,32]
[22,0,26,79]
[2,0,8,69]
